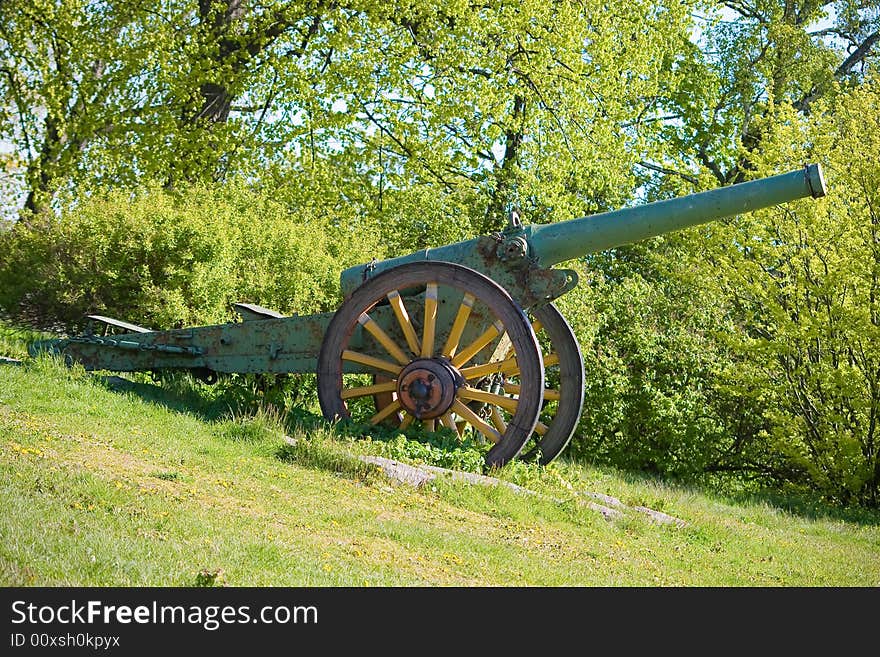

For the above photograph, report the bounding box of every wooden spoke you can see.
[358,312,410,365]
[489,406,507,434]
[439,412,458,433]
[342,350,403,375]
[499,351,559,379]
[387,290,421,356]
[451,320,504,368]
[534,421,548,436]
[370,399,402,425]
[421,283,438,357]
[441,293,476,358]
[451,400,502,443]
[497,352,558,378]
[503,382,561,401]
[460,355,519,381]
[340,380,399,400]
[317,261,545,470]
[544,388,561,401]
[457,387,519,413]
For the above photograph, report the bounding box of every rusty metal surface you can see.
[34,312,334,375]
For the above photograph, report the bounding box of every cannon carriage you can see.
[31,165,827,467]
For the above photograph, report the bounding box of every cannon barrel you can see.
[340,164,826,297]
[527,163,826,268]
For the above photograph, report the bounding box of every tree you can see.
[1,0,700,230]
[564,1,880,502]
[649,0,880,187]
[703,85,880,505]
[320,0,698,233]
[0,0,162,222]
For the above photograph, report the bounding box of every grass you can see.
[1,326,878,586]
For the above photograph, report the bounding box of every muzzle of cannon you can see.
[30,164,827,468]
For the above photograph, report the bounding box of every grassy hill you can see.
[1,324,878,586]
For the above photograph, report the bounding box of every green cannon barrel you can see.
[339,164,826,297]
[527,163,826,268]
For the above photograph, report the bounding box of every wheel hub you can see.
[396,358,463,419]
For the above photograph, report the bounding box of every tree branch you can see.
[795,31,879,113]
[636,161,700,186]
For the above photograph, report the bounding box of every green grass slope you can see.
[1,326,878,586]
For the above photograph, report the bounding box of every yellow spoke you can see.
[370,399,402,425]
[421,283,438,358]
[423,418,436,432]
[441,293,475,358]
[387,290,421,356]
[457,387,519,413]
[340,380,399,400]
[342,350,403,375]
[451,320,504,368]
[439,412,458,433]
[460,355,519,381]
[489,406,507,434]
[358,312,410,365]
[503,382,561,401]
[451,400,501,443]
[498,352,557,379]
[398,413,414,430]
[534,421,548,436]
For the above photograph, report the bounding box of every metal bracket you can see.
[86,315,152,334]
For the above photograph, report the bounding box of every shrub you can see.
[558,247,775,485]
[0,179,382,332]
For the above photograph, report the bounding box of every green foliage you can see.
[276,429,382,484]
[655,0,878,187]
[2,0,700,228]
[193,569,227,587]
[315,418,490,474]
[214,406,289,445]
[0,180,382,332]
[702,82,880,506]
[559,246,776,484]
[0,324,52,360]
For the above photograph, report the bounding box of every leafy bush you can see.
[560,84,880,507]
[701,88,880,506]
[558,246,775,484]
[0,179,382,332]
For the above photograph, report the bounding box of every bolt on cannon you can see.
[30,164,828,468]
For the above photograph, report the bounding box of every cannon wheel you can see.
[518,302,585,464]
[317,261,545,468]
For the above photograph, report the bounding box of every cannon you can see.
[30,164,828,468]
